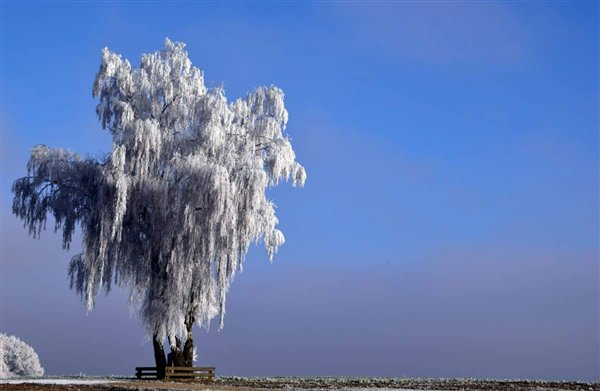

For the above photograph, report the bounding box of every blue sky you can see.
[1,1,598,381]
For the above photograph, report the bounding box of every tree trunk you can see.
[183,315,194,367]
[150,249,167,379]
[169,336,185,367]
[152,334,166,380]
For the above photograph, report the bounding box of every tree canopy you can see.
[13,39,306,348]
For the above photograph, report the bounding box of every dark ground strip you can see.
[1,377,598,391]
[212,377,600,390]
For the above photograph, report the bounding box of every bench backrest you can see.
[135,366,215,380]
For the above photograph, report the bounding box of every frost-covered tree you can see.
[12,39,306,374]
[0,334,44,378]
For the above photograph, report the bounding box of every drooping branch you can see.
[12,145,104,249]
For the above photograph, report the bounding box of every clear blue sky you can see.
[1,1,598,381]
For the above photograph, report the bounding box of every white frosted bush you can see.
[0,333,44,378]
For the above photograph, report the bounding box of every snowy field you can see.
[0,378,424,391]
[0,377,597,391]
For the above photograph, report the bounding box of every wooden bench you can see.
[165,366,215,381]
[135,366,159,379]
[135,366,215,381]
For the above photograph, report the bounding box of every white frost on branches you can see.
[12,39,306,341]
[0,334,44,378]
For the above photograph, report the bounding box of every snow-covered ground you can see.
[0,377,118,385]
[0,378,426,390]
[0,376,593,390]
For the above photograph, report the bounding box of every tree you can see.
[0,334,45,378]
[12,39,306,375]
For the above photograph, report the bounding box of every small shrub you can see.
[0,333,44,378]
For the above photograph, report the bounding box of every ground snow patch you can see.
[0,378,117,385]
